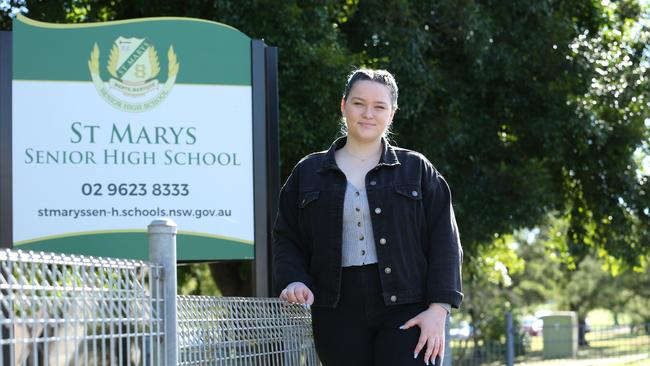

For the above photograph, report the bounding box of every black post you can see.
[506,312,514,366]
[251,39,269,297]
[0,31,12,249]
[0,30,13,366]
[265,46,279,295]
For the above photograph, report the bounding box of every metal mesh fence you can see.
[514,323,650,365]
[177,296,320,366]
[451,339,507,365]
[451,322,650,365]
[0,249,165,366]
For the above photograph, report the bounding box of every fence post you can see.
[443,313,452,365]
[148,219,178,366]
[506,312,514,366]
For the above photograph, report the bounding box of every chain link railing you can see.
[0,249,165,366]
[178,296,318,365]
[0,219,321,366]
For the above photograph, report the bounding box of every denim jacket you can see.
[272,136,463,308]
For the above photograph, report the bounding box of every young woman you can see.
[273,69,463,366]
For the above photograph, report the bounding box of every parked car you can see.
[521,315,543,336]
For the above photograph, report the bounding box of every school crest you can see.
[88,37,180,112]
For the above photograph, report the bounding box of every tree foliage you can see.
[1,1,649,298]
[339,0,649,266]
[472,217,650,347]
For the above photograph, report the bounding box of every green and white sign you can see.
[12,15,255,260]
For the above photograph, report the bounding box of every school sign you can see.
[1,15,279,267]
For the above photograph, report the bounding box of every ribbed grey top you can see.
[341,181,379,267]
[339,181,451,313]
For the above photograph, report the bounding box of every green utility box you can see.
[541,312,578,358]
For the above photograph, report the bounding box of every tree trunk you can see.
[577,319,589,346]
[569,303,589,346]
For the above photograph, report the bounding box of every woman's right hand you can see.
[280,282,314,306]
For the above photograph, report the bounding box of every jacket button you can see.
[359,236,365,241]
[390,295,397,302]
[361,250,366,256]
[370,180,377,186]
[411,190,418,197]
[384,267,392,274]
[379,238,387,245]
[374,207,382,214]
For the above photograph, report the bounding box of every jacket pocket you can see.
[392,185,424,235]
[394,185,422,201]
[298,190,320,208]
[297,190,321,246]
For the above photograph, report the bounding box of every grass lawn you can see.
[518,353,649,365]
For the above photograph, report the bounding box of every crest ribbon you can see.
[116,39,153,79]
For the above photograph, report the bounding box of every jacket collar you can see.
[317,136,400,173]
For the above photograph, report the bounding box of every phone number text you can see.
[81,183,190,197]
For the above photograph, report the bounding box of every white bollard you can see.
[148,219,178,366]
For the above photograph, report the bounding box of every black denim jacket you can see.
[272,136,463,308]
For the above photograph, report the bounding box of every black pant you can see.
[311,264,441,366]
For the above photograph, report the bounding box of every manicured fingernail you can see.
[399,325,406,330]
[305,304,311,309]
[413,352,418,359]
[425,360,429,365]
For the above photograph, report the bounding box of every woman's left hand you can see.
[400,304,448,365]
